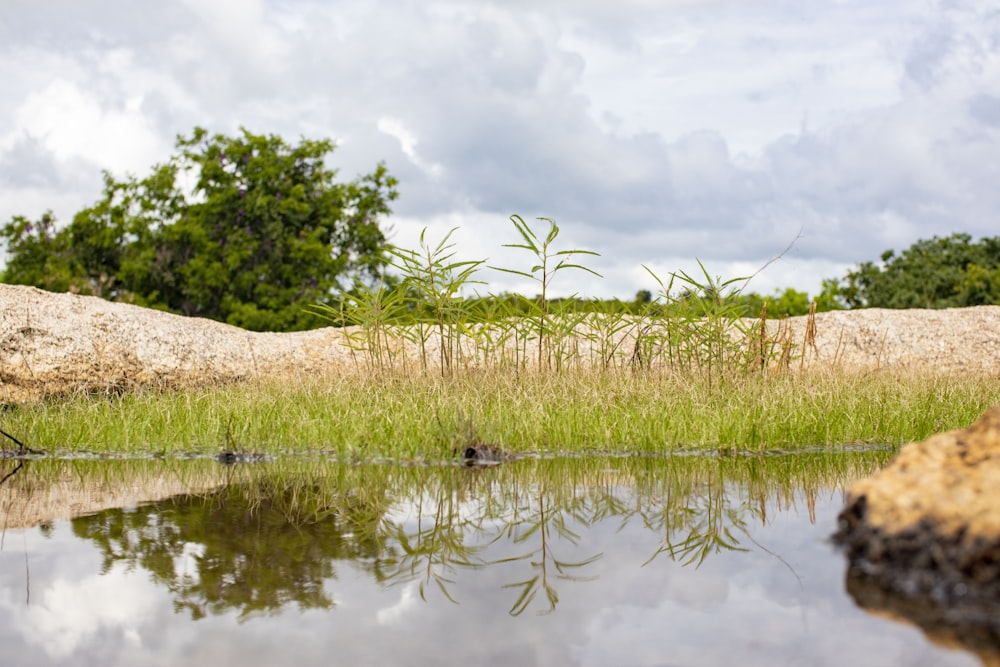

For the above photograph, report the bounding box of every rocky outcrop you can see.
[767,305,1000,373]
[0,284,356,402]
[4,283,1000,403]
[834,405,1000,642]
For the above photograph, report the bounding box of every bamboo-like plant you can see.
[387,227,485,374]
[309,214,804,381]
[313,279,409,372]
[641,260,765,379]
[491,215,602,370]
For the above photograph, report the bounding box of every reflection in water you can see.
[846,569,1000,667]
[40,454,874,619]
[0,451,986,666]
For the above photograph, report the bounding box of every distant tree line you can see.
[2,127,998,330]
[834,233,1000,309]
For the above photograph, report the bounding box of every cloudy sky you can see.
[1,0,998,300]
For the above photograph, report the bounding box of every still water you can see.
[0,453,989,666]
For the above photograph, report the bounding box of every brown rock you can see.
[834,405,1000,639]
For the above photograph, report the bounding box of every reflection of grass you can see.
[3,368,997,458]
[8,452,892,616]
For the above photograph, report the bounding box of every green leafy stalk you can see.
[491,215,602,369]
[387,227,484,374]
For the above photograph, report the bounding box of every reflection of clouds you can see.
[376,581,418,625]
[9,566,154,659]
[173,541,205,585]
[665,570,729,612]
[0,480,983,666]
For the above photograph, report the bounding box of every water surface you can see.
[0,453,987,666]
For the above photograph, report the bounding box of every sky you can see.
[1,0,999,300]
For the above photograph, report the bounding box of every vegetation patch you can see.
[4,171,998,458]
[1,368,996,459]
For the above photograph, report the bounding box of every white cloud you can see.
[14,79,165,173]
[0,0,998,300]
[8,567,153,659]
[378,116,443,177]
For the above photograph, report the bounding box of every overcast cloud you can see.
[1,0,998,299]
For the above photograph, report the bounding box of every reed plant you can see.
[385,226,484,374]
[633,260,760,376]
[312,280,409,372]
[310,214,808,379]
[490,214,602,370]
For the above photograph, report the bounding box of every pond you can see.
[0,452,990,666]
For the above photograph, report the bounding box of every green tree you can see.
[837,233,1000,309]
[1,127,398,331]
[733,284,843,319]
[0,211,80,291]
[813,278,846,311]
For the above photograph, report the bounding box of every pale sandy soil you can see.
[1,283,999,403]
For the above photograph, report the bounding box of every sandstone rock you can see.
[767,305,1000,373]
[3,283,1000,403]
[0,284,356,403]
[834,405,1000,640]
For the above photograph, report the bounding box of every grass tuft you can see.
[3,368,996,458]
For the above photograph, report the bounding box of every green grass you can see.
[3,217,993,460]
[3,368,995,458]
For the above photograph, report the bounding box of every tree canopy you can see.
[836,233,1000,309]
[1,127,398,331]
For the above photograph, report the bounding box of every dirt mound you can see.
[2,283,999,402]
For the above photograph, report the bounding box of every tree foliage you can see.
[72,480,391,620]
[1,127,398,330]
[836,233,1000,309]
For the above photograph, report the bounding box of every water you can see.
[0,454,988,666]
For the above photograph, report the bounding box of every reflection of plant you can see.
[0,459,24,487]
[496,490,603,616]
[641,482,750,567]
[37,452,891,619]
[382,470,486,603]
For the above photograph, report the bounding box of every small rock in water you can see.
[216,451,271,465]
[457,444,510,465]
